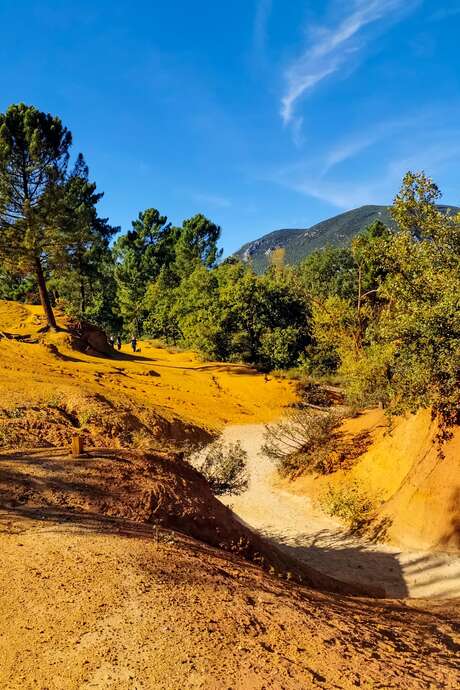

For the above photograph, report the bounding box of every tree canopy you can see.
[0,103,72,328]
[301,172,459,436]
[0,103,115,330]
[0,103,457,437]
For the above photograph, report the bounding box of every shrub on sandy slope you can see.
[193,439,249,496]
[262,406,373,478]
[319,481,377,532]
[262,409,345,477]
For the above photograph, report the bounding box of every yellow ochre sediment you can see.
[0,300,295,433]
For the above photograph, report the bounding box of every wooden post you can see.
[71,434,84,457]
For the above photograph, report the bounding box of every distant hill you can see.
[234,204,459,273]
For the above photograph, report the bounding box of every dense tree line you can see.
[0,104,458,433]
[296,173,460,435]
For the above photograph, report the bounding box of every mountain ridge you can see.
[234,204,459,272]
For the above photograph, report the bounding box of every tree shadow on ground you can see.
[260,526,408,597]
[260,526,460,599]
[147,362,259,376]
[107,349,156,363]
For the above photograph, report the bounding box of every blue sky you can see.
[1,0,459,254]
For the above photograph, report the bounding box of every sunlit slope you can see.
[0,300,295,448]
[341,410,459,551]
[286,408,460,552]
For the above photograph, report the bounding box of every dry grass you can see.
[319,480,378,532]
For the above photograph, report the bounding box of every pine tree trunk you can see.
[35,256,57,330]
[80,280,86,315]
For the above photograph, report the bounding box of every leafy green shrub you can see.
[259,325,305,370]
[319,481,376,532]
[195,440,249,496]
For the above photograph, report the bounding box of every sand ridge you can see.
[0,300,295,449]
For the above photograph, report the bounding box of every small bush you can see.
[130,428,156,451]
[319,481,376,532]
[294,381,336,407]
[262,409,344,477]
[2,406,25,419]
[194,439,249,496]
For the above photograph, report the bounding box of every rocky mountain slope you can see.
[235,204,459,272]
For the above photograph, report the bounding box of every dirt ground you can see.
[1,511,459,689]
[219,424,460,599]
[1,300,459,688]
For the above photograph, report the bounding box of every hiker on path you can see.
[109,334,115,348]
[116,335,122,351]
[131,335,137,353]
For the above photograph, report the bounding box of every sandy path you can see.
[219,424,460,599]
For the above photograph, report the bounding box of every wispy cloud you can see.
[268,113,460,210]
[190,192,232,209]
[281,0,418,127]
[253,0,273,68]
[322,115,418,173]
[322,132,382,174]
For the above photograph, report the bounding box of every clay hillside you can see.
[1,301,459,689]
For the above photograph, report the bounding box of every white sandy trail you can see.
[219,424,460,599]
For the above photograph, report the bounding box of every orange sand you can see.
[0,300,295,437]
[283,408,460,552]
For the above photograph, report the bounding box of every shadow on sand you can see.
[260,525,460,599]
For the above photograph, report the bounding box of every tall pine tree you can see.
[0,103,72,329]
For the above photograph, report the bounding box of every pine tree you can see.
[51,154,118,327]
[174,214,222,277]
[113,208,177,334]
[0,103,73,329]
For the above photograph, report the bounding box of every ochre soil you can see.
[0,300,295,450]
[0,447,383,597]
[1,505,459,688]
[1,301,459,687]
[281,408,460,553]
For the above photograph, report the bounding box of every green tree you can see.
[143,266,181,343]
[298,222,391,380]
[175,265,224,358]
[114,208,176,334]
[297,246,356,301]
[143,257,310,369]
[50,154,118,328]
[0,267,37,302]
[384,172,460,433]
[116,210,222,335]
[174,213,222,277]
[391,170,443,239]
[305,172,459,434]
[0,103,73,329]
